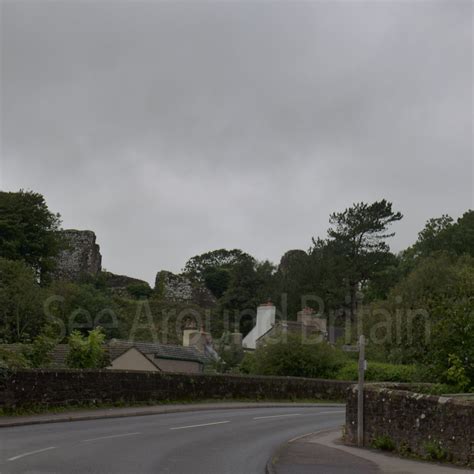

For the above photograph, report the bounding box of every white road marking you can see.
[8,446,56,462]
[253,410,345,421]
[170,420,230,430]
[81,432,141,443]
[253,413,302,420]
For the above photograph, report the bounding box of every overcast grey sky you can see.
[1,1,472,284]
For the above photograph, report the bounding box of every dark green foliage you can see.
[335,361,432,383]
[23,329,57,368]
[413,210,474,258]
[273,250,316,319]
[362,253,474,389]
[0,258,47,342]
[0,190,63,280]
[218,256,275,336]
[66,327,108,369]
[317,200,403,320]
[46,281,122,339]
[183,249,254,297]
[0,347,29,369]
[371,435,396,451]
[126,282,153,299]
[243,335,347,378]
[423,441,448,461]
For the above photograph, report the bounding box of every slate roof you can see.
[108,340,209,363]
[1,340,210,367]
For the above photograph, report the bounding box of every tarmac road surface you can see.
[0,405,345,474]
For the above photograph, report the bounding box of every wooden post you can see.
[357,334,365,447]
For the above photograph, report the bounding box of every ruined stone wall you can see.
[102,272,151,297]
[53,230,101,281]
[155,271,216,308]
[346,385,474,466]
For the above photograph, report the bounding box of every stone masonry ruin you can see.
[52,229,102,281]
[155,270,216,308]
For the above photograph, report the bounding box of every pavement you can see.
[0,405,345,473]
[267,429,474,474]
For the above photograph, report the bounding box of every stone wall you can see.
[102,272,151,297]
[155,271,216,308]
[0,370,350,409]
[53,230,102,281]
[346,385,474,466]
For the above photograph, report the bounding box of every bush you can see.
[66,327,108,369]
[335,361,431,383]
[0,347,30,369]
[242,335,347,379]
[126,283,153,299]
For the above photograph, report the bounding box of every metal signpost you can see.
[343,334,366,447]
[357,335,365,447]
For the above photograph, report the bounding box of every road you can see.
[0,406,345,473]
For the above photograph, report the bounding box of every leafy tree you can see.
[66,327,108,369]
[0,190,63,280]
[317,200,402,320]
[183,249,255,298]
[254,260,277,304]
[363,253,474,389]
[218,255,261,335]
[46,281,122,339]
[0,258,47,342]
[23,327,57,368]
[242,334,347,378]
[412,210,474,258]
[273,250,316,319]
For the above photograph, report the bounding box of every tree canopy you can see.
[315,200,403,319]
[0,190,63,280]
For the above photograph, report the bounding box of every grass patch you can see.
[423,440,448,462]
[371,434,396,451]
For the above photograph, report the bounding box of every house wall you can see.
[108,348,160,372]
[242,304,276,349]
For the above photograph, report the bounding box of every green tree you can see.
[183,249,254,298]
[218,255,261,335]
[0,190,63,280]
[23,328,57,368]
[66,327,108,369]
[412,210,474,258]
[363,253,474,389]
[46,281,121,339]
[0,258,47,342]
[274,250,316,319]
[317,200,402,320]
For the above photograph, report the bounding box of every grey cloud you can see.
[1,1,472,284]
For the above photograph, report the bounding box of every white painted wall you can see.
[242,304,276,349]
